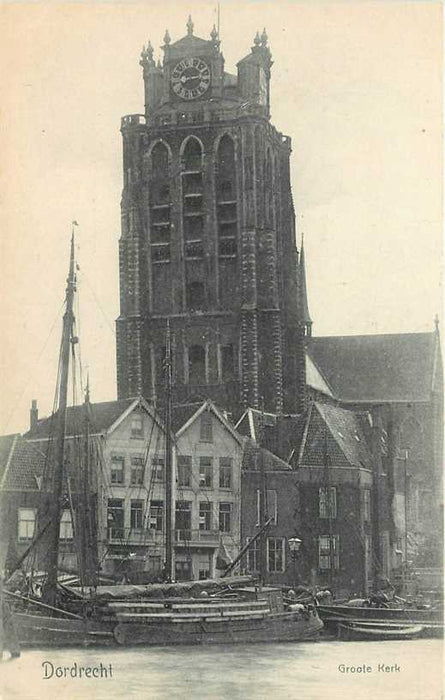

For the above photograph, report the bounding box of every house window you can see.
[199,457,213,487]
[149,500,163,531]
[110,455,125,484]
[380,531,390,577]
[267,537,285,573]
[131,455,145,485]
[177,455,192,487]
[151,457,164,481]
[319,487,337,519]
[59,509,73,540]
[219,502,232,533]
[188,344,206,384]
[18,508,35,541]
[198,560,210,580]
[246,536,259,573]
[131,414,143,438]
[364,534,372,575]
[130,500,144,530]
[200,412,213,442]
[175,501,192,540]
[175,559,192,582]
[148,555,162,574]
[108,499,124,539]
[256,489,278,526]
[219,458,232,489]
[318,535,340,570]
[199,502,212,531]
[363,489,371,522]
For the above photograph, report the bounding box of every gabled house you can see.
[3,396,244,584]
[292,402,375,597]
[240,441,296,587]
[307,328,443,571]
[0,433,77,575]
[173,399,243,581]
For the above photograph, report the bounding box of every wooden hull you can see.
[337,622,424,641]
[113,609,323,646]
[318,604,443,639]
[14,608,323,648]
[14,613,115,647]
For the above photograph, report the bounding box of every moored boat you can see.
[318,601,443,639]
[336,621,424,641]
[6,234,323,649]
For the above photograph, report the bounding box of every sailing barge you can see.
[4,234,323,649]
[12,577,322,647]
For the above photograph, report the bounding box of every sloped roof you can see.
[297,402,373,470]
[169,34,210,51]
[243,439,292,473]
[307,332,439,403]
[0,434,16,483]
[0,436,47,491]
[175,399,243,445]
[25,399,136,440]
[306,354,334,397]
[171,403,204,434]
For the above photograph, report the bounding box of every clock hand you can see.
[180,74,200,85]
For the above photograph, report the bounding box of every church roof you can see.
[307,331,439,403]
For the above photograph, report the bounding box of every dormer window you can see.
[131,414,143,438]
[200,412,213,442]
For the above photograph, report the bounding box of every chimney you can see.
[30,399,38,430]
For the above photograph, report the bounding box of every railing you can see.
[121,114,146,128]
[175,529,219,546]
[107,527,163,545]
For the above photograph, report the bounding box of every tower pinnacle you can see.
[187,15,194,36]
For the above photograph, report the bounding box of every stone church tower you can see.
[116,18,311,418]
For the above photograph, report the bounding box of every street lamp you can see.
[288,536,302,588]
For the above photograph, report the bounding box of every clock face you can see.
[171,58,210,100]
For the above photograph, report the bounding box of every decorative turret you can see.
[298,238,313,337]
[140,38,164,114]
[237,27,272,116]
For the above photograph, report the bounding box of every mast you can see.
[164,321,174,581]
[42,234,76,605]
[324,422,334,591]
[79,377,98,588]
[258,402,268,586]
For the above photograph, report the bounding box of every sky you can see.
[0,1,442,435]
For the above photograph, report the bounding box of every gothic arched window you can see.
[186,281,205,311]
[182,138,204,261]
[183,138,202,172]
[151,142,169,174]
[149,142,171,265]
[188,345,206,384]
[265,149,273,226]
[216,135,237,259]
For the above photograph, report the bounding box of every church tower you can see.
[116,18,308,418]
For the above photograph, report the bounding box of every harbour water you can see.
[0,639,443,700]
